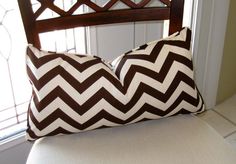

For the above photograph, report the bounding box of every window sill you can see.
[0,132,27,152]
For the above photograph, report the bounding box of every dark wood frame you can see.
[18,0,184,49]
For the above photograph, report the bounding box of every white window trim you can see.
[193,0,230,109]
[0,132,27,152]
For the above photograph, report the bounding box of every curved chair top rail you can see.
[18,0,184,49]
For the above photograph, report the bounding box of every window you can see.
[0,0,86,143]
[0,1,30,142]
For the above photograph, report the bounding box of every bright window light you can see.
[0,0,86,142]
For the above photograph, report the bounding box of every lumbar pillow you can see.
[26,27,204,140]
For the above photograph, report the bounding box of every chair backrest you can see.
[18,0,184,49]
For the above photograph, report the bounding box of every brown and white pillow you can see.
[26,27,205,140]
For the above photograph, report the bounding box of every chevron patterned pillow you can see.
[26,27,205,140]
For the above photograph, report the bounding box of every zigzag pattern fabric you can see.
[26,28,204,140]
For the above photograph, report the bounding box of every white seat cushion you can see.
[27,115,236,164]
